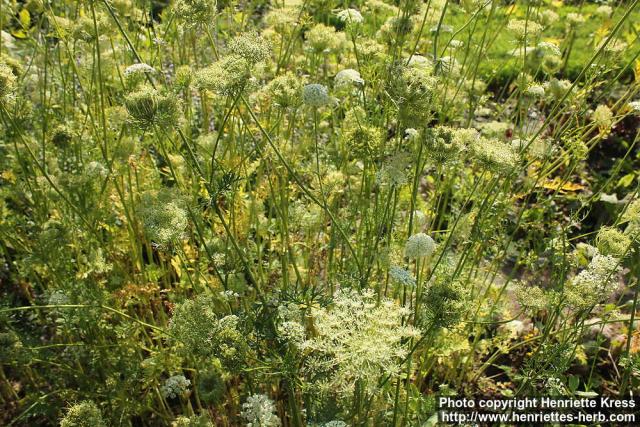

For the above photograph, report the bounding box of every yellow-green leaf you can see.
[10,29,28,39]
[618,173,635,188]
[19,9,31,29]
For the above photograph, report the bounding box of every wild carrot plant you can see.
[0,0,639,425]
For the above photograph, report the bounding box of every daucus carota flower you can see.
[302,83,331,107]
[265,7,301,34]
[173,0,217,27]
[334,68,364,87]
[470,137,520,174]
[481,120,510,138]
[276,303,306,346]
[389,265,416,287]
[595,5,613,18]
[168,295,249,370]
[60,401,106,427]
[421,279,466,329]
[628,101,640,113]
[566,13,585,27]
[228,32,271,64]
[386,62,436,124]
[336,8,364,25]
[174,65,193,88]
[138,188,189,246]
[341,106,384,157]
[161,375,191,399]
[536,41,561,57]
[507,19,543,40]
[513,282,548,312]
[622,200,640,238]
[404,128,420,141]
[301,289,419,396]
[423,126,471,163]
[241,394,281,427]
[195,55,251,96]
[172,415,214,427]
[449,39,464,49]
[596,227,632,258]
[564,254,621,310]
[124,62,156,78]
[406,54,432,70]
[305,24,346,53]
[593,105,613,131]
[622,199,640,224]
[404,233,436,259]
[545,78,572,100]
[263,72,304,109]
[0,61,16,103]
[525,84,545,97]
[539,10,559,26]
[124,86,180,129]
[598,37,627,54]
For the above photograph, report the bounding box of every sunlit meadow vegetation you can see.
[0,0,639,425]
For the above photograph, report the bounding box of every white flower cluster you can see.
[161,375,191,399]
[301,289,420,396]
[334,69,364,87]
[336,8,364,25]
[276,303,306,346]
[564,253,621,310]
[124,63,156,77]
[404,233,436,259]
[389,265,416,287]
[302,83,331,107]
[241,394,281,427]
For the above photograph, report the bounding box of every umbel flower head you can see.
[593,104,613,132]
[596,227,631,258]
[124,86,180,129]
[470,136,520,174]
[137,188,189,247]
[386,61,437,125]
[423,126,473,163]
[172,414,214,427]
[124,62,156,78]
[564,253,621,310]
[305,24,347,53]
[336,8,364,25]
[173,0,217,27]
[405,233,436,259]
[301,288,419,396]
[60,401,106,427]
[0,61,17,103]
[168,295,249,371]
[334,68,364,88]
[161,375,191,399]
[195,55,251,96]
[341,106,384,158]
[241,394,281,427]
[389,265,416,287]
[302,83,331,107]
[228,32,272,64]
[421,279,466,329]
[124,63,156,88]
[622,199,640,227]
[507,19,543,41]
[263,72,304,109]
